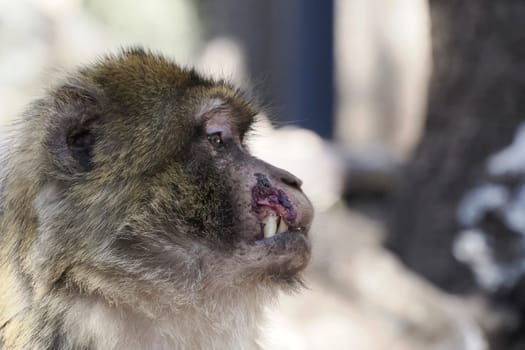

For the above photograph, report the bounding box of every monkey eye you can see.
[207,132,224,147]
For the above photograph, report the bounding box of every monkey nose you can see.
[277,169,303,190]
[252,158,304,190]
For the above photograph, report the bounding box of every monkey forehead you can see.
[196,98,227,121]
[191,88,257,137]
[194,97,252,136]
[82,50,256,128]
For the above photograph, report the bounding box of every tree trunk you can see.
[387,0,525,348]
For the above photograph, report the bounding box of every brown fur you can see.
[0,48,313,349]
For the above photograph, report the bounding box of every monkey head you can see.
[2,49,313,311]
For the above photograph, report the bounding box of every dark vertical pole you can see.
[271,0,334,139]
[200,0,334,139]
[298,0,334,139]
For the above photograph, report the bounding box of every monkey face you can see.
[126,91,315,287]
[119,92,315,287]
[8,49,313,302]
[189,102,314,282]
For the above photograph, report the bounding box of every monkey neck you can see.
[0,265,280,350]
[60,290,267,350]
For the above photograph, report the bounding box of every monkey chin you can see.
[255,231,311,282]
[234,229,311,287]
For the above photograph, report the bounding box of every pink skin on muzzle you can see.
[251,173,297,226]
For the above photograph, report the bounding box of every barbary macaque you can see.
[0,48,313,349]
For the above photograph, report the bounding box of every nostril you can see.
[281,174,303,190]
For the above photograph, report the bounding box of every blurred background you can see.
[2,0,525,349]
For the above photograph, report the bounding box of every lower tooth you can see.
[264,215,277,238]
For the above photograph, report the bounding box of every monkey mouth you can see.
[258,213,307,240]
[251,173,306,241]
[243,173,312,278]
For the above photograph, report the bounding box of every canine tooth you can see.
[264,215,277,238]
[277,217,288,233]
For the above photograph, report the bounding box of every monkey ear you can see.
[45,83,102,174]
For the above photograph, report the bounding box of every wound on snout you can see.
[251,173,297,224]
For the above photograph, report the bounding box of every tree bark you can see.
[387,1,525,348]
